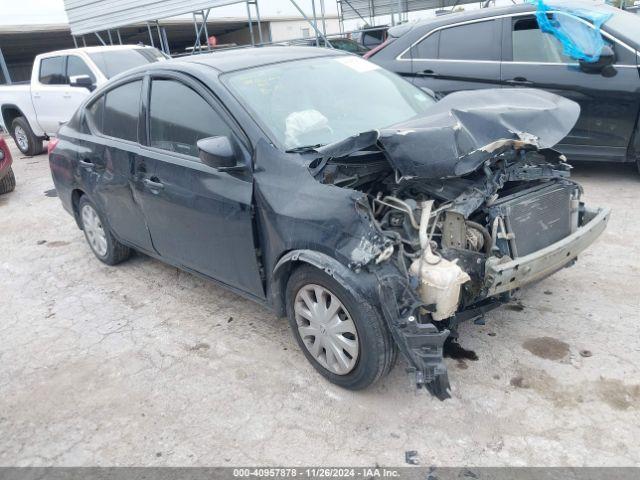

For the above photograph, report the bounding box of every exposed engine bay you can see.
[309,132,606,399]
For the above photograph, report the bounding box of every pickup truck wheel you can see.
[79,196,131,265]
[11,117,43,156]
[286,265,395,390]
[0,167,16,194]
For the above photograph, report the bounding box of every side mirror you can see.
[70,75,95,91]
[579,45,615,75]
[197,136,244,171]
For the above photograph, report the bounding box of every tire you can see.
[0,167,16,194]
[11,117,44,156]
[78,195,131,265]
[286,264,395,390]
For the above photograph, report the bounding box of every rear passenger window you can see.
[438,20,497,61]
[87,95,104,133]
[149,79,231,158]
[103,81,141,142]
[39,56,66,85]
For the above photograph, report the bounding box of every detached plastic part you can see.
[534,0,612,63]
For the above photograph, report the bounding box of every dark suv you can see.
[367,1,640,170]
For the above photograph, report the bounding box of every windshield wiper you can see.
[285,144,325,153]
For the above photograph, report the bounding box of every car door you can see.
[63,55,96,123]
[406,18,502,96]
[501,13,640,162]
[33,55,68,134]
[136,73,264,299]
[80,79,155,252]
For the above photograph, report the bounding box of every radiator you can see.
[490,182,575,257]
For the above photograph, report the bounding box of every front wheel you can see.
[79,196,131,265]
[286,265,395,390]
[11,117,43,156]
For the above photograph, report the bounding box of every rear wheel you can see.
[11,117,43,156]
[79,196,131,265]
[286,265,395,390]
[0,167,16,194]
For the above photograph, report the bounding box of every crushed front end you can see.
[310,89,610,398]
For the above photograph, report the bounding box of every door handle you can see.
[505,77,533,86]
[143,178,164,190]
[417,69,438,77]
[79,159,94,169]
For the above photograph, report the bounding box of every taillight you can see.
[48,137,60,155]
[363,38,392,59]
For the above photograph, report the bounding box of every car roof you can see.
[389,0,618,34]
[38,45,156,58]
[175,46,347,73]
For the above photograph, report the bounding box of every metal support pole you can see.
[320,0,327,35]
[288,0,333,47]
[82,36,87,47]
[117,29,123,44]
[192,10,211,54]
[107,29,114,45]
[161,27,170,55]
[146,22,155,47]
[253,1,264,44]
[72,36,79,48]
[246,1,255,46]
[0,47,12,85]
[156,21,165,53]
[95,32,107,46]
[311,0,319,46]
[193,12,202,52]
[203,15,211,51]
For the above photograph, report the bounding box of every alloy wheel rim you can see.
[294,284,359,375]
[81,204,108,257]
[14,126,28,151]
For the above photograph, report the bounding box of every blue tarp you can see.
[534,0,613,62]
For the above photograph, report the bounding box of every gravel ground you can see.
[0,137,639,467]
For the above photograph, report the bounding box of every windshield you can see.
[89,48,166,78]
[224,56,436,150]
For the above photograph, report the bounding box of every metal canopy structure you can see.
[338,0,483,21]
[63,0,245,36]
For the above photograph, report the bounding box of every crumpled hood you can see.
[317,88,580,179]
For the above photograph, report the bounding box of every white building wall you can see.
[269,18,341,42]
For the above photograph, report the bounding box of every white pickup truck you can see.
[0,45,166,155]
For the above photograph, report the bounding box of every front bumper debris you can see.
[484,206,610,296]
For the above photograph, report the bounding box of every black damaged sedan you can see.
[49,47,609,398]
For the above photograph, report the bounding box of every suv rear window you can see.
[88,48,165,79]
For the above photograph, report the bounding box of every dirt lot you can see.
[1,137,639,467]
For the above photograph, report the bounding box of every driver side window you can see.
[511,17,571,63]
[149,79,231,159]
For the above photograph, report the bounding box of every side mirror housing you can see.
[197,136,244,171]
[70,75,95,91]
[579,44,615,74]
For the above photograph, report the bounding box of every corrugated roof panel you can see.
[340,0,474,20]
[63,0,245,35]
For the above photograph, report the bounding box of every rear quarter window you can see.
[103,81,142,142]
